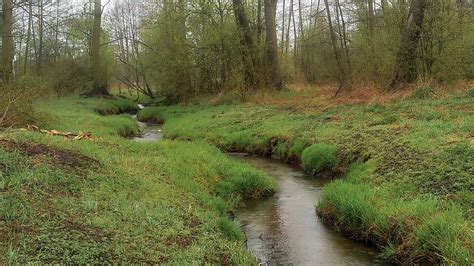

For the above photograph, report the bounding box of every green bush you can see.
[301,143,338,174]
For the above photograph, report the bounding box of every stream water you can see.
[131,114,383,265]
[232,154,383,265]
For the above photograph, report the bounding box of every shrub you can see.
[301,143,338,174]
[0,80,40,128]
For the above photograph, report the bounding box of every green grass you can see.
[137,107,165,123]
[138,90,474,264]
[0,96,275,264]
[93,97,139,115]
[301,143,338,174]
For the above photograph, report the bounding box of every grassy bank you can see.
[138,88,474,264]
[0,96,275,264]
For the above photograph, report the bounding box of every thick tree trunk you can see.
[1,0,13,81]
[88,0,108,95]
[232,0,256,87]
[265,0,282,90]
[390,0,428,88]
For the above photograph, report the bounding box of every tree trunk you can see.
[232,0,256,87]
[37,0,44,77]
[390,0,428,88]
[285,0,293,53]
[324,0,346,94]
[1,0,13,81]
[89,0,109,95]
[24,0,33,75]
[265,0,282,90]
[281,0,285,53]
[368,0,375,45]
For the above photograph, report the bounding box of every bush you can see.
[301,143,338,174]
[45,58,91,97]
[0,80,40,128]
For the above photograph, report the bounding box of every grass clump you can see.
[411,87,435,99]
[94,98,138,115]
[301,143,338,175]
[317,182,473,264]
[137,107,165,123]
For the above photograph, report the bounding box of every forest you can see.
[0,0,473,264]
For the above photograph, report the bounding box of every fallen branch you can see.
[21,125,103,141]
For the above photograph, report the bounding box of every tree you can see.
[232,0,256,87]
[88,0,109,95]
[264,0,282,89]
[1,0,13,81]
[324,0,345,94]
[390,0,428,88]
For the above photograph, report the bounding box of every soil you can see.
[0,139,99,171]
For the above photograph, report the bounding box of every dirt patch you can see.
[0,140,99,171]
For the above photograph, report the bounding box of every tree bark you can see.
[232,0,256,87]
[390,0,428,88]
[265,0,282,90]
[324,0,346,94]
[281,0,285,53]
[24,0,33,75]
[89,0,109,95]
[37,0,44,77]
[285,0,293,53]
[1,0,13,81]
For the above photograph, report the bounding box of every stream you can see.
[131,112,383,265]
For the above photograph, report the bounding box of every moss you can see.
[301,143,338,175]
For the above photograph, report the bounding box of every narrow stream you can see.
[231,154,383,265]
[131,113,383,265]
[130,104,163,142]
